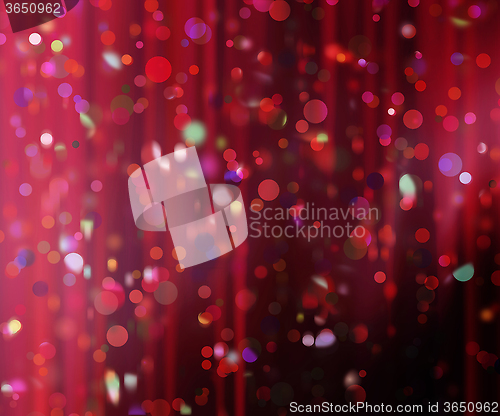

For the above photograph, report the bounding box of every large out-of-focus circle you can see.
[235,289,256,310]
[402,24,416,38]
[269,0,291,21]
[258,179,279,201]
[143,203,166,228]
[184,17,206,39]
[154,281,178,305]
[443,115,459,132]
[345,385,366,403]
[253,0,273,12]
[151,399,171,416]
[14,87,34,107]
[145,56,172,83]
[107,325,128,347]
[64,253,84,273]
[366,172,384,190]
[459,172,472,184]
[195,233,215,252]
[33,281,48,297]
[438,153,462,177]
[94,291,119,315]
[212,186,233,206]
[403,109,423,129]
[303,99,328,123]
[49,55,69,78]
[40,342,56,359]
